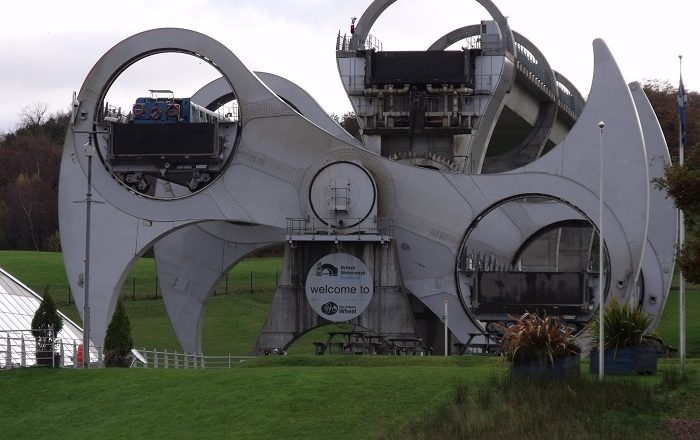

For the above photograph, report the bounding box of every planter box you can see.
[590,344,658,375]
[36,350,61,367]
[512,354,580,379]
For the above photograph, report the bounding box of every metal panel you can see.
[110,123,218,162]
[475,271,586,310]
[369,51,468,85]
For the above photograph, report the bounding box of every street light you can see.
[598,120,605,382]
[443,299,449,357]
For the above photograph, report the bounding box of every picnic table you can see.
[316,330,383,355]
[454,332,501,355]
[389,337,427,356]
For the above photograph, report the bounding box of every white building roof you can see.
[0,267,85,367]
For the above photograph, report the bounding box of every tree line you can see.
[0,105,67,251]
[0,83,698,282]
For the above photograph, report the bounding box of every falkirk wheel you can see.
[59,0,676,355]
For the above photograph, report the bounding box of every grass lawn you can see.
[0,357,698,440]
[656,286,700,358]
[0,356,499,440]
[1,251,700,439]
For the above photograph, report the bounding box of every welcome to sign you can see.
[305,253,373,322]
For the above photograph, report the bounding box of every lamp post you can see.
[598,120,605,382]
[443,299,449,357]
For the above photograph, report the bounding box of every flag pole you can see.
[678,54,686,375]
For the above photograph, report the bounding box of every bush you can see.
[588,298,664,354]
[498,311,580,367]
[104,299,133,367]
[31,290,63,352]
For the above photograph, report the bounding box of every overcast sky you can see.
[1,0,697,134]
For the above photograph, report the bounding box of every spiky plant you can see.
[498,311,580,367]
[588,298,664,354]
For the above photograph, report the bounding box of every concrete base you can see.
[253,241,420,354]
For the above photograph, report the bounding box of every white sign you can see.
[305,253,373,322]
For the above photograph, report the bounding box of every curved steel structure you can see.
[58,3,675,356]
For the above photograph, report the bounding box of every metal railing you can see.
[336,33,383,52]
[1,329,101,369]
[556,80,586,119]
[1,332,254,370]
[458,250,515,272]
[130,348,254,369]
[514,41,556,100]
[514,41,585,120]
[286,217,391,237]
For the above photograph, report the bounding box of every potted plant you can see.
[499,311,581,378]
[589,298,663,375]
[31,291,63,367]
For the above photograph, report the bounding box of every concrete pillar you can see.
[253,241,419,354]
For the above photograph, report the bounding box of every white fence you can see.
[131,348,254,369]
[1,329,101,369]
[1,332,253,369]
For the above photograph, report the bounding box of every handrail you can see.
[131,348,254,369]
[286,217,391,237]
[0,332,254,370]
[337,33,383,52]
[1,329,101,368]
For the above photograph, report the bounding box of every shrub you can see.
[31,290,63,352]
[104,299,133,367]
[498,311,580,367]
[588,298,664,354]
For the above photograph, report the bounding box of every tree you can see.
[18,102,49,129]
[103,299,134,367]
[0,110,66,250]
[331,111,361,140]
[646,80,700,283]
[31,290,63,366]
[643,80,700,159]
[655,149,700,282]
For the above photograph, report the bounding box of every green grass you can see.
[656,287,700,357]
[0,356,499,440]
[0,251,281,301]
[377,359,700,440]
[2,251,700,439]
[0,250,70,295]
[0,357,698,440]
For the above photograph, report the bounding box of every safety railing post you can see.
[51,326,55,369]
[60,340,65,367]
[164,351,169,368]
[154,350,158,368]
[184,353,189,369]
[21,335,26,367]
[5,334,10,367]
[73,341,78,368]
[174,351,179,369]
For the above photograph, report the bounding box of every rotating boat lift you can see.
[59,0,675,355]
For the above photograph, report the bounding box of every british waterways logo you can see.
[316,262,338,276]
